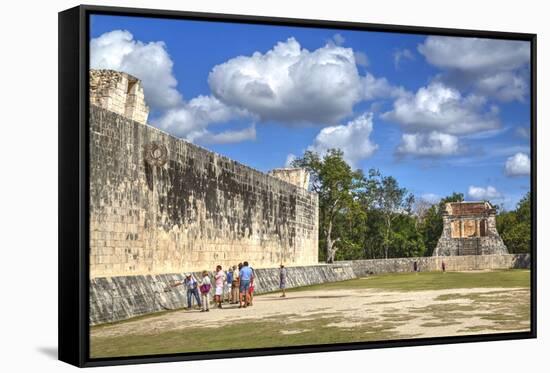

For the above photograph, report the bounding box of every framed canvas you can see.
[58,4,537,367]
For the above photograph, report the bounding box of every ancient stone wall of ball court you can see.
[89,105,319,278]
[87,70,531,327]
[345,253,531,277]
[90,254,530,325]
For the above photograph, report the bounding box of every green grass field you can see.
[287,269,530,292]
[90,270,531,358]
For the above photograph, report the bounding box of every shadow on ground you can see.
[36,346,57,360]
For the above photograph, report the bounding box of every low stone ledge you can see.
[90,254,530,325]
[90,263,356,325]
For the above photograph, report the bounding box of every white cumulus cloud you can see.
[154,95,252,141]
[208,37,363,125]
[362,73,406,101]
[505,152,530,176]
[418,36,530,102]
[393,48,415,69]
[191,125,256,145]
[90,30,182,110]
[397,131,460,157]
[468,185,502,200]
[475,71,528,102]
[285,153,297,168]
[308,113,378,167]
[382,82,500,135]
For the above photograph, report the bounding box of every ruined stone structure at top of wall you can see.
[268,168,310,190]
[90,69,149,125]
[88,70,319,278]
[433,201,508,256]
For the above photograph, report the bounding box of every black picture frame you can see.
[58,4,537,368]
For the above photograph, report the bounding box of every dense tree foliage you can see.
[292,149,531,261]
[497,192,531,253]
[292,149,364,262]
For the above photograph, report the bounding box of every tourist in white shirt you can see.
[214,265,226,309]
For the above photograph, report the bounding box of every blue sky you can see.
[90,15,531,210]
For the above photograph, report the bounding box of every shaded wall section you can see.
[89,105,319,278]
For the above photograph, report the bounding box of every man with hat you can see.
[173,273,202,309]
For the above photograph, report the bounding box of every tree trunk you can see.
[326,220,337,263]
[384,216,391,259]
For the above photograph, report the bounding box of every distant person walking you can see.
[279,264,287,298]
[239,261,253,308]
[199,271,212,312]
[214,265,225,309]
[442,261,446,273]
[413,261,418,273]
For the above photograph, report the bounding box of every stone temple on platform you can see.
[433,201,508,256]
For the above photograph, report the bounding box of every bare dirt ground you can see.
[92,286,530,340]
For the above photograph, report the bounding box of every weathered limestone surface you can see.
[89,263,355,325]
[90,254,530,325]
[90,69,149,124]
[345,254,530,277]
[90,69,149,123]
[89,105,319,277]
[268,168,310,190]
[434,201,508,256]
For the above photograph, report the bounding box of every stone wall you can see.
[345,254,530,277]
[90,254,530,325]
[268,168,310,190]
[90,263,356,325]
[90,69,149,125]
[89,105,319,278]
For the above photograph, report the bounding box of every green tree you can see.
[292,149,364,263]
[390,214,427,257]
[497,192,531,253]
[333,197,368,260]
[367,169,415,259]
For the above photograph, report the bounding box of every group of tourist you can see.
[174,261,287,312]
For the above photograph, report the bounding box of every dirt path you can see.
[92,286,530,340]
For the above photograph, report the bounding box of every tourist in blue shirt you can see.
[226,268,234,302]
[239,261,254,308]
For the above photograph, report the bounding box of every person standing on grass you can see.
[279,264,287,298]
[239,261,253,308]
[214,265,225,309]
[226,267,233,303]
[442,260,446,273]
[199,270,212,312]
[231,265,240,304]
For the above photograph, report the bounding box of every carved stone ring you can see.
[144,142,168,167]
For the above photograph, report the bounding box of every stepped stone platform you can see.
[434,201,508,256]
